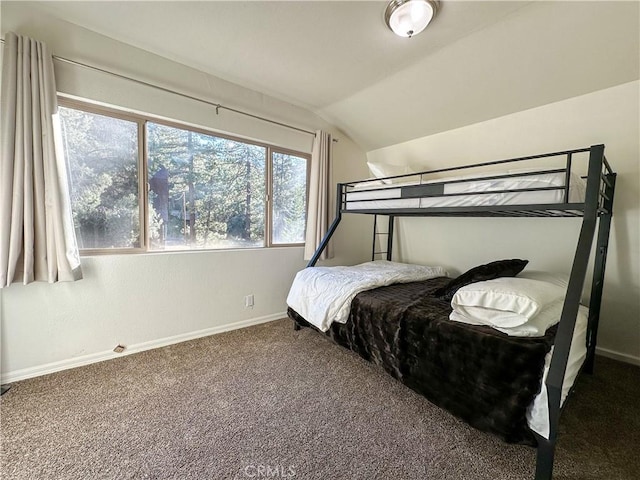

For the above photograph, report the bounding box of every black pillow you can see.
[434,259,529,302]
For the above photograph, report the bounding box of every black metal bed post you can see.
[584,171,616,374]
[534,145,605,480]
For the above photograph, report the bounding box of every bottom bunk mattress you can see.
[288,277,575,446]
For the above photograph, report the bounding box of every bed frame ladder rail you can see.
[534,144,607,480]
[371,215,395,261]
[584,170,616,373]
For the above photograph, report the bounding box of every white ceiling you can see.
[29,1,533,108]
[18,1,640,150]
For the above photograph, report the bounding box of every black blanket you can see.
[288,277,556,445]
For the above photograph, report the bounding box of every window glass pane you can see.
[272,152,307,244]
[59,107,140,249]
[147,123,266,250]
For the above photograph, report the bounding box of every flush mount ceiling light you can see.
[385,0,439,38]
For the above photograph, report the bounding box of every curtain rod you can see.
[0,37,320,138]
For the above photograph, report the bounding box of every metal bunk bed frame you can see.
[301,144,616,480]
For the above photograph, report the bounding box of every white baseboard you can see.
[1,312,286,384]
[595,346,640,366]
[4,317,635,385]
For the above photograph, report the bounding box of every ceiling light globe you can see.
[385,0,438,38]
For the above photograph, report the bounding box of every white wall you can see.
[0,4,369,381]
[368,81,640,364]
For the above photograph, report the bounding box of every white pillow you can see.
[450,299,565,337]
[451,277,566,328]
[367,161,418,184]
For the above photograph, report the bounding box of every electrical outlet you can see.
[244,294,254,308]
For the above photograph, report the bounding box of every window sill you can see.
[79,244,305,258]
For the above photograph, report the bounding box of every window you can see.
[59,106,143,250]
[147,122,266,250]
[58,100,309,253]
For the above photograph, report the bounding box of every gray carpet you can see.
[1,319,638,480]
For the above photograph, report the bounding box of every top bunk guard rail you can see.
[348,147,592,184]
[339,146,612,219]
[345,167,568,189]
[305,145,616,480]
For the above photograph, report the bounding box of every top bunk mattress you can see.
[344,170,586,211]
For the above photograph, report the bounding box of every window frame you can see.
[59,98,147,255]
[58,97,310,255]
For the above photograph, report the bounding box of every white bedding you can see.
[286,260,446,331]
[528,305,588,439]
[345,170,586,210]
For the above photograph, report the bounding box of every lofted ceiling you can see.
[9,1,640,151]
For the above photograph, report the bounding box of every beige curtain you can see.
[304,130,334,261]
[0,32,82,288]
